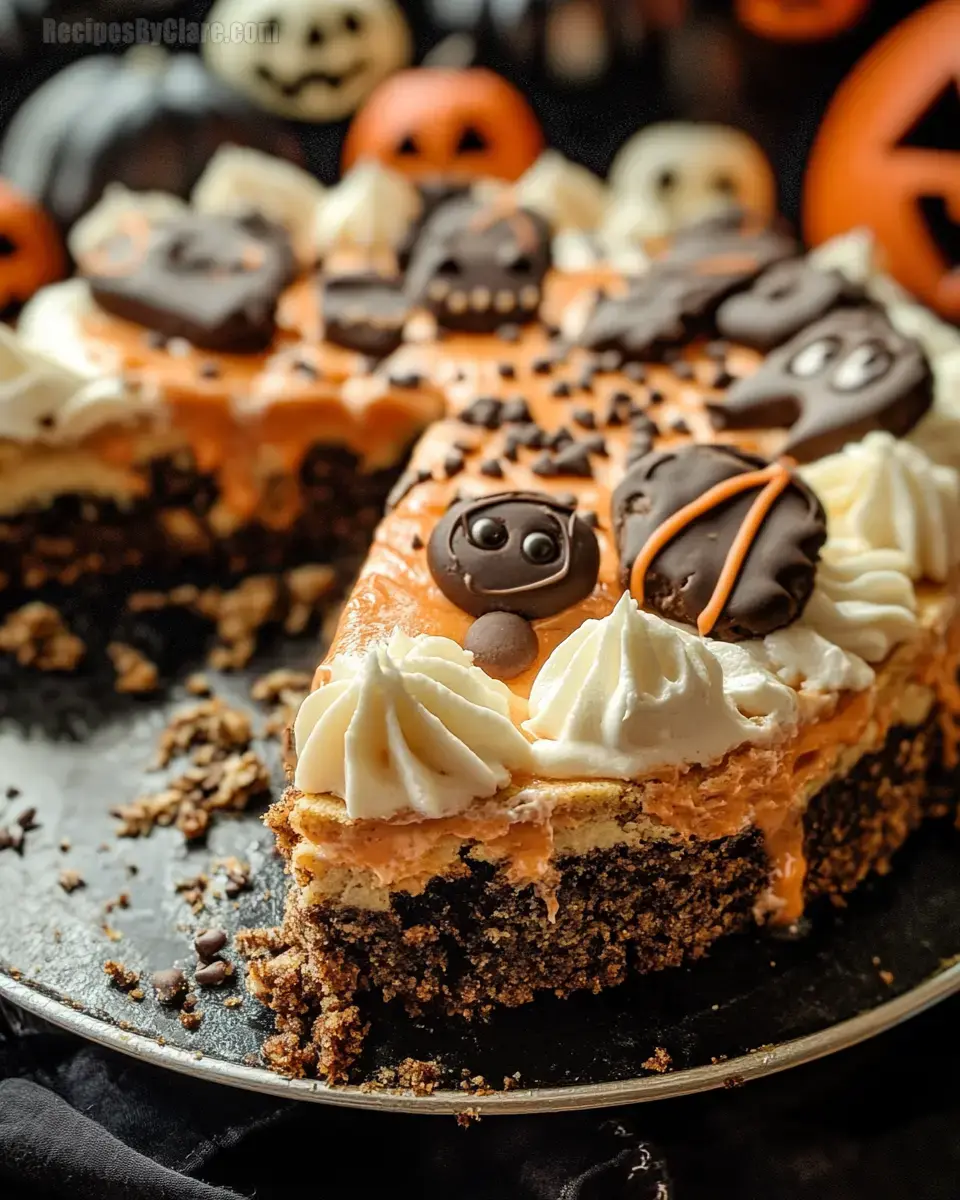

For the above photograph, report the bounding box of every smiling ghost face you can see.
[203,0,412,123]
[608,123,776,238]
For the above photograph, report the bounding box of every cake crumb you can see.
[212,856,252,897]
[152,699,253,769]
[58,868,85,894]
[0,603,85,671]
[179,1010,204,1031]
[642,1047,673,1074]
[103,960,139,992]
[102,924,123,942]
[456,1109,481,1128]
[107,642,159,693]
[186,673,212,696]
[283,564,336,635]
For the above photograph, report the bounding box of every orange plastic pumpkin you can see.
[0,179,65,319]
[342,67,544,183]
[736,0,868,41]
[804,0,960,321]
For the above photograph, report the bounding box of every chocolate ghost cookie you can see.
[709,306,933,462]
[611,444,826,642]
[87,212,295,352]
[405,195,551,334]
[715,261,857,351]
[577,213,798,363]
[427,492,600,621]
[321,273,411,358]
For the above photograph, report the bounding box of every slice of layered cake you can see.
[249,203,960,1078]
[0,151,442,608]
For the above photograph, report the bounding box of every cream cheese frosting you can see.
[314,161,422,259]
[799,540,918,663]
[0,322,143,445]
[801,432,960,583]
[293,630,532,820]
[523,593,794,780]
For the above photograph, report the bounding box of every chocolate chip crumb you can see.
[195,960,232,987]
[552,443,594,478]
[194,928,228,961]
[497,362,516,379]
[460,396,503,429]
[411,533,424,551]
[669,415,691,435]
[16,807,37,831]
[631,413,660,438]
[443,450,465,478]
[531,356,553,375]
[59,868,84,893]
[531,452,559,477]
[501,396,531,424]
[480,459,504,478]
[5,787,20,800]
[581,434,608,457]
[648,388,665,404]
[572,407,596,430]
[151,964,187,1003]
[546,426,573,450]
[550,380,572,398]
[104,961,140,992]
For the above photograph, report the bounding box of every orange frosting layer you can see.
[77,278,444,521]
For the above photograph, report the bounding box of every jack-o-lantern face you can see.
[0,180,65,320]
[203,0,412,123]
[342,67,545,183]
[736,0,868,41]
[804,0,960,322]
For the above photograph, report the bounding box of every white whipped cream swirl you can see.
[800,540,918,663]
[801,432,960,583]
[314,161,422,257]
[523,594,795,780]
[294,630,532,820]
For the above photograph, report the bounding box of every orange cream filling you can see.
[75,279,444,522]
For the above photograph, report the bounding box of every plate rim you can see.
[3,958,959,1115]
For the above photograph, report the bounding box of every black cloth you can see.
[1,996,958,1199]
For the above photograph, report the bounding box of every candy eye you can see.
[832,341,892,391]
[522,530,560,564]
[469,517,508,550]
[788,336,841,378]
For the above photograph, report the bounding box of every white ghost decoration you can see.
[607,122,776,241]
[203,0,412,123]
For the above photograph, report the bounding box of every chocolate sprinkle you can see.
[546,426,574,450]
[552,443,594,478]
[501,397,532,424]
[443,451,466,478]
[531,452,559,477]
[412,533,424,550]
[572,407,597,429]
[460,397,503,429]
[480,459,504,478]
[498,362,517,379]
[195,960,230,987]
[195,929,228,961]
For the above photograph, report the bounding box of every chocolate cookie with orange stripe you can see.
[611,444,826,642]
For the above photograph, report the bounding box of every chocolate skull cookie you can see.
[427,491,600,620]
[86,211,296,352]
[321,272,411,358]
[709,306,933,462]
[611,443,826,641]
[405,195,551,333]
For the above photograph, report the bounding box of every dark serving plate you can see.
[1,611,959,1115]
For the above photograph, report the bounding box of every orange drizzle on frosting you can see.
[628,458,795,636]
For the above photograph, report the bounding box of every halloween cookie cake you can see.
[2,111,960,1082]
[246,204,960,1077]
